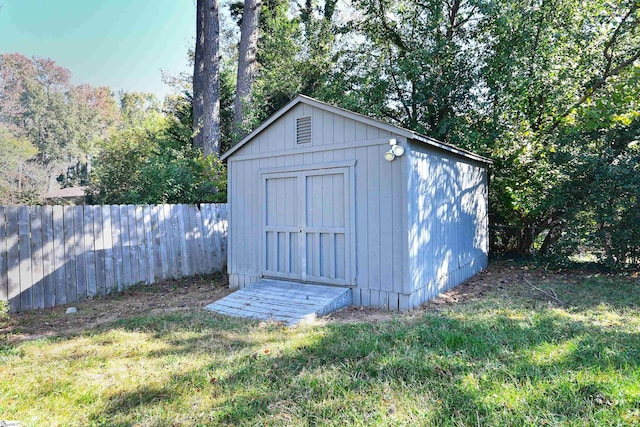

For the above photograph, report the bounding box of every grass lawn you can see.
[1,263,639,426]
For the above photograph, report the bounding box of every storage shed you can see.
[221,95,491,311]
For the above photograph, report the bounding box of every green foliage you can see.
[230,0,340,138]
[257,0,638,270]
[89,95,226,204]
[0,54,120,196]
[0,299,9,328]
[0,124,44,204]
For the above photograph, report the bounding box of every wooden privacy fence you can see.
[0,203,228,312]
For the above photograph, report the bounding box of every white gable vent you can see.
[296,116,312,144]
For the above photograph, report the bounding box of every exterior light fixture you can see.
[384,138,404,161]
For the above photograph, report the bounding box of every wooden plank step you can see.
[204,279,352,325]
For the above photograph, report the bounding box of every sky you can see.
[0,0,197,99]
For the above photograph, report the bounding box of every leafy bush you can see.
[88,107,226,205]
[0,299,9,328]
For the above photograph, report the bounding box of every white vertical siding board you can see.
[84,206,97,297]
[73,206,87,301]
[29,206,44,310]
[352,288,361,306]
[143,205,154,283]
[370,290,380,308]
[236,161,246,275]
[41,206,54,307]
[354,147,368,289]
[402,145,413,295]
[366,145,381,290]
[379,147,394,293]
[333,114,344,145]
[6,207,20,311]
[250,160,260,278]
[392,145,406,294]
[227,162,235,276]
[360,289,370,307]
[102,206,114,293]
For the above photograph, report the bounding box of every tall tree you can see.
[193,0,222,156]
[233,0,262,138]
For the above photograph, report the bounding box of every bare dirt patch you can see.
[3,263,635,337]
[1,273,232,342]
[326,261,629,323]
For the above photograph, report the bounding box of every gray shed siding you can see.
[224,96,490,311]
[227,105,411,310]
[405,141,489,308]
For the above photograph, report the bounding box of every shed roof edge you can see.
[221,95,492,165]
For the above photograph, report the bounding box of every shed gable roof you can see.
[221,95,491,164]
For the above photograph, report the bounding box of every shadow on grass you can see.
[84,307,640,426]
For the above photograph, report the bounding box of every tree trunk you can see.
[233,0,262,140]
[202,0,221,156]
[193,0,206,150]
[194,0,221,156]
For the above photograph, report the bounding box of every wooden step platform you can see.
[204,279,353,326]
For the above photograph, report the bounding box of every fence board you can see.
[63,206,77,303]
[41,206,55,308]
[143,205,154,284]
[5,207,19,312]
[93,206,106,296]
[18,206,32,311]
[135,205,147,283]
[196,206,207,273]
[166,204,178,277]
[170,205,181,277]
[73,206,87,300]
[187,205,199,274]
[157,205,169,279]
[29,206,44,310]
[84,206,97,297]
[151,205,163,280]
[53,206,66,306]
[120,205,131,286]
[112,205,123,292]
[102,206,114,293]
[1,203,227,312]
[0,207,7,304]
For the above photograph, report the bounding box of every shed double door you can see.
[262,167,352,286]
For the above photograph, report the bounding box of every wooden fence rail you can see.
[0,203,228,312]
